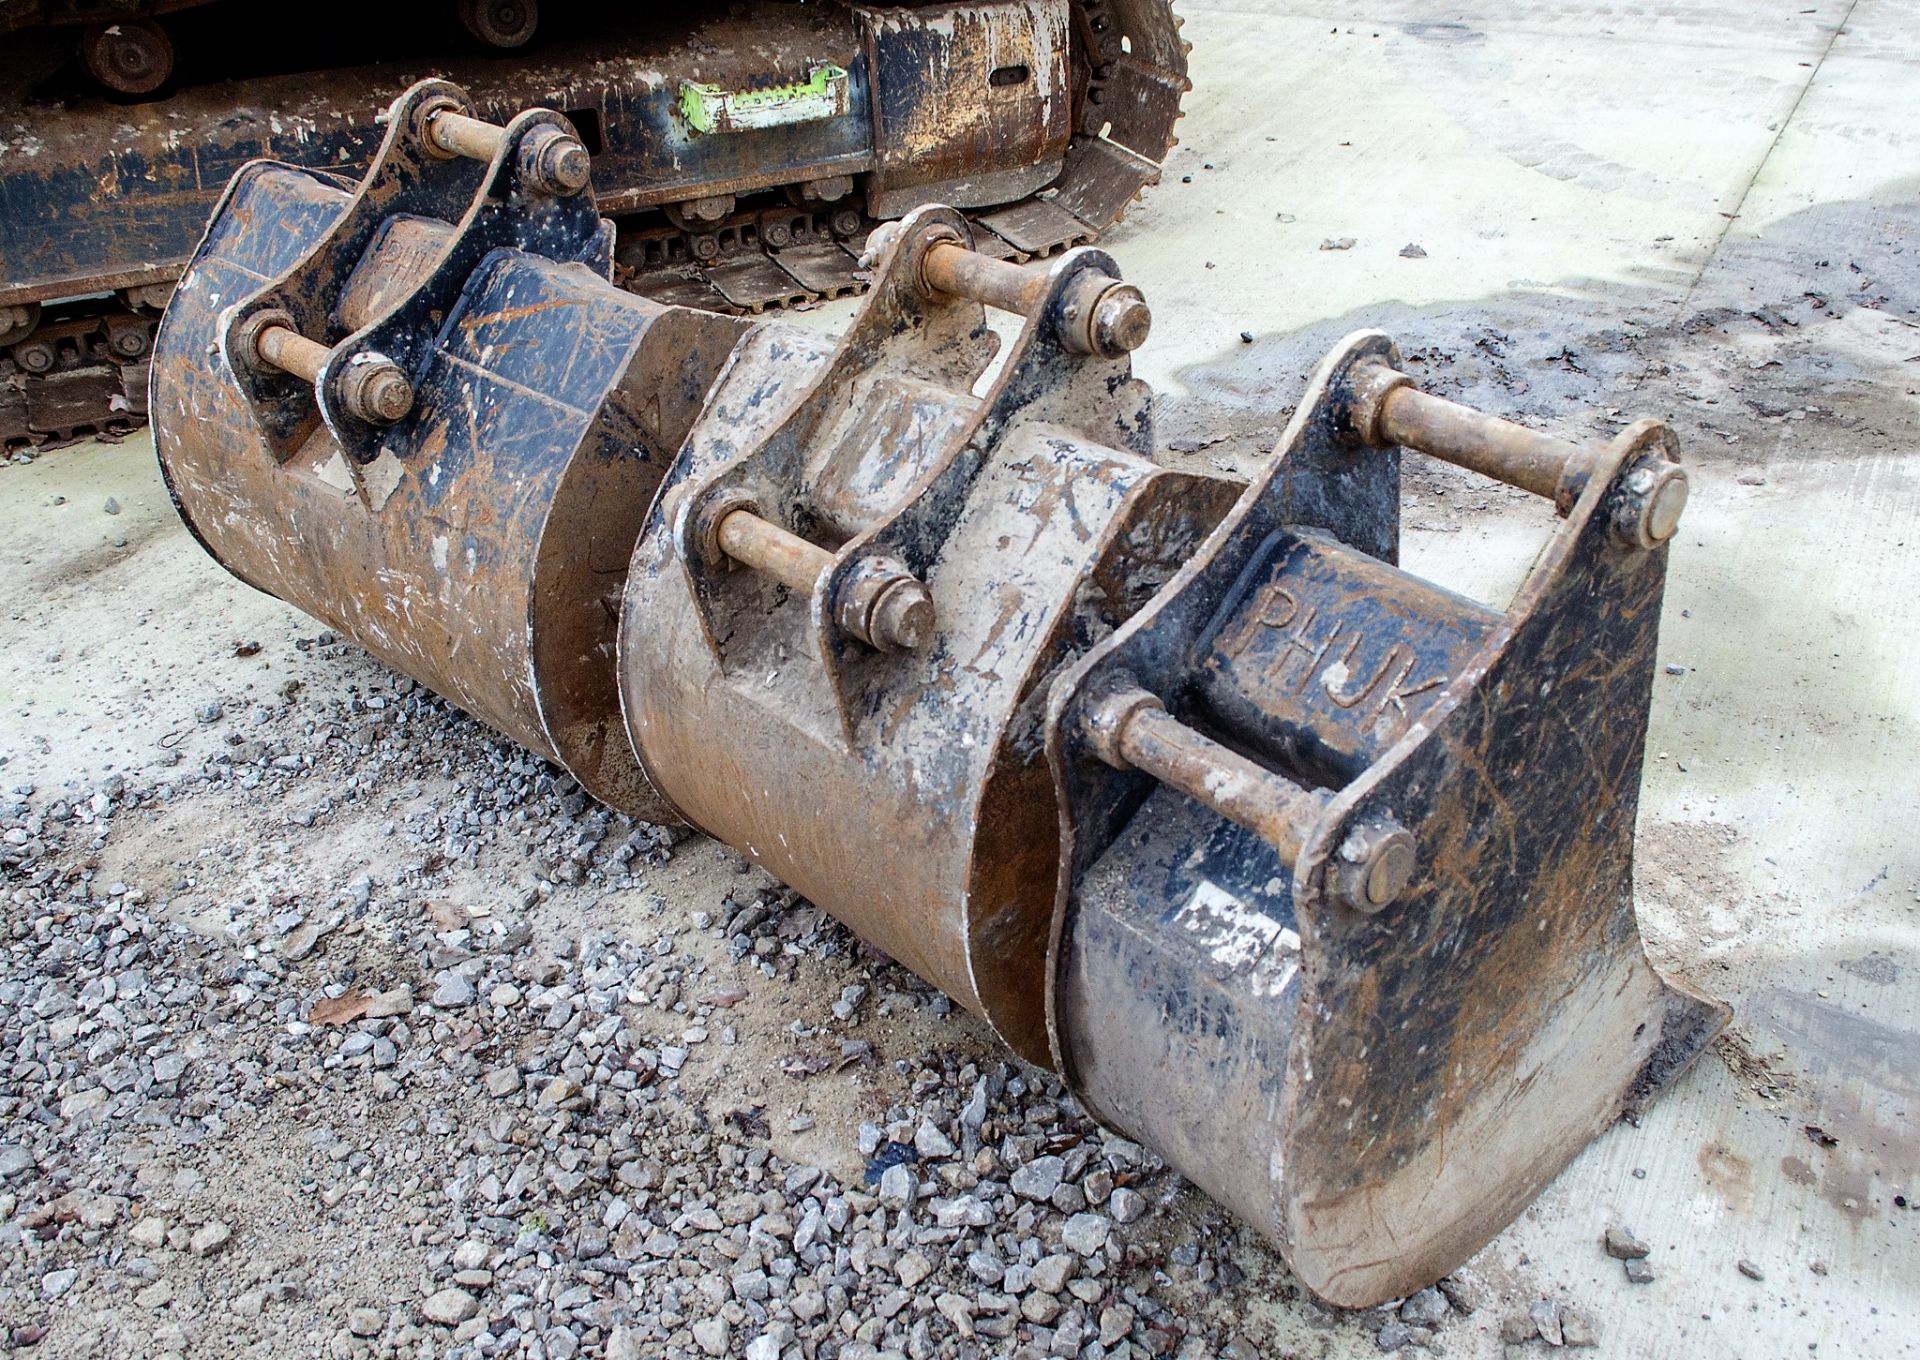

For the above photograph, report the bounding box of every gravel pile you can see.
[0,638,1533,1358]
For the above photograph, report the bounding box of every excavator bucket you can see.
[152,83,1724,1309]
[1042,332,1730,1306]
[151,80,751,817]
[617,204,1239,1067]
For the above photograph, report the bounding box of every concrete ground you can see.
[3,1,1915,1357]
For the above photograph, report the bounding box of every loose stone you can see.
[420,1288,478,1326]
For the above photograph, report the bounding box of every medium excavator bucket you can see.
[152,83,1724,1308]
[617,207,1239,1068]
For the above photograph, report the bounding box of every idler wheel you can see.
[459,0,540,49]
[79,19,174,98]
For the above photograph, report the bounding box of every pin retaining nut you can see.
[1086,282,1152,357]
[1613,460,1689,550]
[336,356,416,426]
[519,127,593,197]
[834,555,936,653]
[1330,819,1417,913]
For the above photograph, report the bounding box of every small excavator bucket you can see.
[1043,333,1729,1305]
[152,82,1723,1309]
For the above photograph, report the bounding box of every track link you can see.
[1,308,154,452]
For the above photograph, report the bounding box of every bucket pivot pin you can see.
[421,103,593,197]
[867,220,1151,357]
[234,307,413,427]
[698,494,935,654]
[1349,360,1690,548]
[1081,681,1415,912]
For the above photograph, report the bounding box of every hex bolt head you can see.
[1332,821,1417,913]
[1090,284,1152,356]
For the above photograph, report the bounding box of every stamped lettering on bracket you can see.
[1251,585,1447,742]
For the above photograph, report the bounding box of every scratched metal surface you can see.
[1089,4,1919,1349]
[861,0,1072,218]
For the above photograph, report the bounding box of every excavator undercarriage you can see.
[148,82,1727,1306]
[0,0,1187,447]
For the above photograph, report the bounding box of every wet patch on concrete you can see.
[1743,983,1919,1230]
[1840,952,1902,986]
[1155,193,1919,487]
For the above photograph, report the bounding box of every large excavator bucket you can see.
[152,82,1724,1309]
[152,80,750,817]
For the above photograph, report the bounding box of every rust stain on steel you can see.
[456,298,582,331]
[859,0,1073,218]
